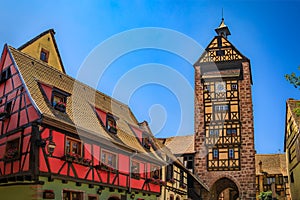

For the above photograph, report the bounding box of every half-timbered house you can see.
[284,98,300,199]
[0,29,208,200]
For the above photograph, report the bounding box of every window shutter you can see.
[296,135,300,162]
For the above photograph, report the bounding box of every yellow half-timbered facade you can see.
[285,99,300,199]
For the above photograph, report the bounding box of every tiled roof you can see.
[159,135,195,155]
[287,99,300,127]
[255,154,287,176]
[8,46,162,161]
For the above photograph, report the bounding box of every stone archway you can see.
[210,178,240,200]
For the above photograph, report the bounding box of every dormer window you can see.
[106,113,117,134]
[52,89,69,113]
[142,132,151,149]
[40,48,49,63]
[0,67,11,83]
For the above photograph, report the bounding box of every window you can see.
[179,170,184,187]
[0,67,11,83]
[101,150,117,169]
[296,135,300,162]
[213,149,219,160]
[5,101,12,115]
[52,89,68,113]
[267,177,275,185]
[183,155,194,170]
[65,137,82,156]
[215,82,226,93]
[229,149,234,159]
[63,190,83,200]
[151,165,160,179]
[290,172,294,183]
[214,105,228,112]
[131,160,140,179]
[204,85,210,92]
[231,84,238,90]
[209,129,219,137]
[226,128,237,136]
[216,50,225,56]
[288,148,292,163]
[40,48,49,63]
[5,138,20,160]
[106,114,117,134]
[165,164,173,181]
[142,132,151,149]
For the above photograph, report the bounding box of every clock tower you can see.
[194,19,256,199]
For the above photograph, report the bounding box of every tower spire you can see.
[215,16,231,38]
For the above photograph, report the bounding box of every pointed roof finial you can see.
[215,11,231,38]
[222,8,224,20]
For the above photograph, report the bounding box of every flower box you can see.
[62,153,91,166]
[131,173,140,180]
[145,178,166,186]
[54,102,66,112]
[96,163,118,173]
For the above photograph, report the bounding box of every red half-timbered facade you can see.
[0,29,173,200]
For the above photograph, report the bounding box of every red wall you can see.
[39,127,160,193]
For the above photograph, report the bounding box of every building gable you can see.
[18,29,65,73]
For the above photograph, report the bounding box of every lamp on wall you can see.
[36,135,56,156]
[97,188,102,195]
[130,193,135,199]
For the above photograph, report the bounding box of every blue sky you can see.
[1,0,300,154]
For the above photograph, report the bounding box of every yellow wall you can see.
[160,164,188,200]
[285,104,300,199]
[20,32,64,72]
[0,184,41,200]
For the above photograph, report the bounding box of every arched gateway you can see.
[193,19,256,199]
[211,178,239,200]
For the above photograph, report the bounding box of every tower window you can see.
[214,105,228,112]
[40,48,49,63]
[209,129,219,137]
[229,149,234,159]
[213,149,219,159]
[216,50,225,56]
[227,128,237,136]
[204,85,210,92]
[231,84,238,90]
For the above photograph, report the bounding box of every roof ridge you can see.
[9,46,132,111]
[18,29,55,50]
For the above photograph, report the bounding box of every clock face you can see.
[215,82,226,93]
